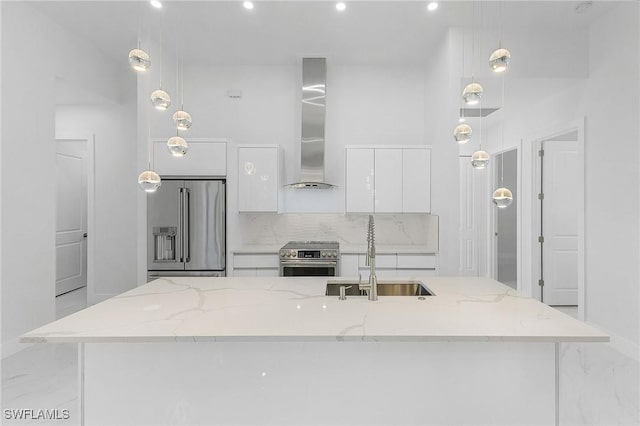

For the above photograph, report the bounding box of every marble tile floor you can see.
[2,291,638,426]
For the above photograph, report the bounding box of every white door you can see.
[55,140,88,296]
[541,141,578,305]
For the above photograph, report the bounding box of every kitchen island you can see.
[22,276,607,425]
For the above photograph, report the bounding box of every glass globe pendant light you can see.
[489,48,511,73]
[151,89,171,111]
[172,110,192,130]
[167,133,188,157]
[138,170,161,192]
[150,31,171,111]
[492,76,513,208]
[173,54,192,130]
[489,1,511,73]
[471,150,490,169]
[463,81,483,105]
[492,186,513,208]
[128,48,150,72]
[454,123,472,144]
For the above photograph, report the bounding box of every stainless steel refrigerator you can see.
[147,179,225,280]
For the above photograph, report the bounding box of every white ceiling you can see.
[30,0,619,66]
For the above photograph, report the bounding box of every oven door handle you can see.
[279,261,338,268]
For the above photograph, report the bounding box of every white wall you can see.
[1,2,135,356]
[474,3,639,351]
[56,103,138,304]
[582,3,639,348]
[142,61,438,260]
[424,30,461,275]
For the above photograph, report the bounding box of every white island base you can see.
[83,341,555,425]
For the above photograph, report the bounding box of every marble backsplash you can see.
[236,213,438,248]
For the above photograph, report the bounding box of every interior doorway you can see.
[55,139,88,296]
[494,148,518,289]
[536,133,579,306]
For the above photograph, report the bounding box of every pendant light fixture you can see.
[471,150,490,169]
[471,91,489,169]
[488,1,511,73]
[138,170,162,192]
[129,22,151,72]
[139,106,162,192]
[172,55,192,130]
[492,76,513,208]
[454,29,473,143]
[167,132,188,157]
[454,124,472,144]
[150,28,171,111]
[463,1,483,105]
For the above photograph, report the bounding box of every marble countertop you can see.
[21,277,608,344]
[232,245,437,255]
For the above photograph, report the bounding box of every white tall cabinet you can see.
[237,145,279,213]
[345,146,431,213]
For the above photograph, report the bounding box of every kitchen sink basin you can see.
[325,280,435,297]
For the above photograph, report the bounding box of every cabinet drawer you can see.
[396,254,437,269]
[232,268,258,277]
[255,268,280,277]
[233,254,279,268]
[395,269,437,278]
[358,254,396,268]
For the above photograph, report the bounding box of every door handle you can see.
[179,188,184,263]
[184,188,191,264]
[83,233,87,238]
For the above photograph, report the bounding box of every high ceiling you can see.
[29,1,618,66]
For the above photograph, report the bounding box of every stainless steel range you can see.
[279,241,340,277]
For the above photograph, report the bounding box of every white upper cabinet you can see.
[402,148,431,213]
[345,146,431,213]
[345,148,375,213]
[374,148,403,213]
[238,145,279,213]
[153,140,227,177]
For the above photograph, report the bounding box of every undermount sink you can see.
[325,280,435,297]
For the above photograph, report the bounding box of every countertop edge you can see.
[20,335,610,344]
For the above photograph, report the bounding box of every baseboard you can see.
[2,338,34,359]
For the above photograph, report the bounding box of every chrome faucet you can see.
[359,215,378,301]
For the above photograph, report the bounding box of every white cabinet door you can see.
[402,148,431,213]
[238,146,279,212]
[153,141,227,176]
[345,149,374,213]
[374,149,403,213]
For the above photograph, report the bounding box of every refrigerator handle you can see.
[178,188,184,263]
[184,187,191,264]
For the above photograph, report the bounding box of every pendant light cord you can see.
[147,103,152,169]
[500,75,505,184]
[181,54,184,110]
[461,30,465,119]
[471,0,475,82]
[499,0,504,49]
[159,28,163,89]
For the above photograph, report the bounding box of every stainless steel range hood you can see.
[286,58,336,189]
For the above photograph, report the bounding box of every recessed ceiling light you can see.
[336,2,346,11]
[243,1,254,10]
[427,2,438,12]
[150,0,162,9]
